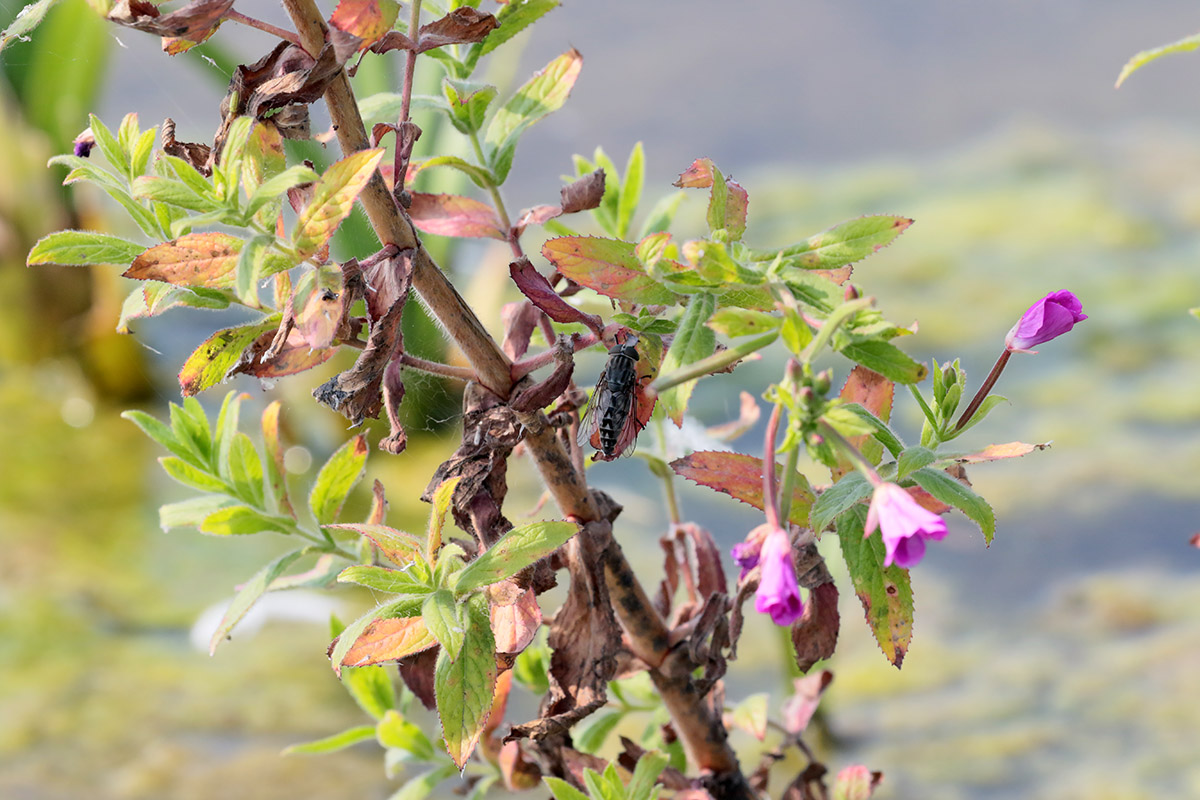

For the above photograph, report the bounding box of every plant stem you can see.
[953,347,1012,432]
[777,440,801,527]
[397,353,476,381]
[656,417,682,526]
[762,403,783,529]
[817,418,882,486]
[225,10,303,46]
[399,0,423,124]
[650,331,777,395]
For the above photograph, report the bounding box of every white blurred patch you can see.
[190,591,343,653]
[61,396,95,428]
[658,416,735,461]
[283,445,312,474]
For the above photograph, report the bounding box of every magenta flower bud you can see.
[730,523,770,580]
[1005,290,1087,353]
[753,526,804,626]
[864,483,948,569]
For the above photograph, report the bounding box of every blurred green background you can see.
[2,1,1199,798]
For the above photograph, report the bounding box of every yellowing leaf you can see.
[341,616,436,667]
[330,0,399,48]
[292,149,384,258]
[125,233,244,288]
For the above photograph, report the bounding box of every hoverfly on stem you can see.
[578,330,659,461]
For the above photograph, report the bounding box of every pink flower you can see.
[1005,290,1087,353]
[754,526,804,626]
[865,483,948,569]
[730,524,770,580]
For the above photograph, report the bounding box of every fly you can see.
[578,335,644,459]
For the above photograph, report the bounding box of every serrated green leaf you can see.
[434,596,497,768]
[706,307,780,338]
[1,0,60,52]
[837,504,913,667]
[953,394,1009,436]
[658,292,717,425]
[245,164,319,218]
[896,446,936,480]
[344,664,396,720]
[810,471,872,534]
[1116,32,1200,87]
[88,113,126,175]
[426,475,460,559]
[484,48,582,184]
[452,520,579,595]
[911,467,995,544]
[338,565,430,595]
[282,724,376,756]
[132,175,223,212]
[200,505,295,536]
[159,456,227,493]
[178,317,279,397]
[308,434,368,525]
[542,236,679,306]
[463,0,558,70]
[210,549,307,654]
[838,340,927,385]
[422,589,463,658]
[27,230,146,268]
[752,215,913,271]
[292,149,385,258]
[840,404,904,459]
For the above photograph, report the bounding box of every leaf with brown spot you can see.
[293,149,385,258]
[671,451,815,528]
[125,233,243,289]
[542,236,678,306]
[408,192,506,240]
[835,505,912,668]
[673,157,716,188]
[292,265,345,349]
[178,317,279,396]
[342,616,436,667]
[329,0,399,49]
[229,327,337,381]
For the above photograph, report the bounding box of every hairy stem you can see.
[225,10,303,46]
[762,403,783,529]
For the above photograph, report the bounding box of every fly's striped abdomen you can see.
[597,347,638,456]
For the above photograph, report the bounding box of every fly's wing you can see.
[613,386,643,458]
[576,370,610,449]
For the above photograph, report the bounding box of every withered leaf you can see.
[789,581,839,674]
[108,0,233,44]
[510,338,574,414]
[416,7,498,52]
[560,169,606,214]
[329,0,399,50]
[781,671,833,736]
[124,232,242,289]
[501,300,541,360]
[229,326,337,381]
[161,118,212,175]
[398,645,439,710]
[509,257,603,330]
[491,587,542,654]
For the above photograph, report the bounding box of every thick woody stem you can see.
[282,0,513,396]
[279,2,748,793]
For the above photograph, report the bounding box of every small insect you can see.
[578,335,644,459]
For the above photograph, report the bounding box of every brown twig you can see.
[226,9,304,46]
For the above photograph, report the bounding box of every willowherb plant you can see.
[17,1,1086,798]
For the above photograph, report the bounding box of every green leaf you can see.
[896,446,936,480]
[170,399,213,467]
[122,408,187,458]
[840,404,904,459]
[282,725,376,756]
[1116,32,1200,87]
[838,340,927,385]
[512,644,550,694]
[706,307,780,338]
[658,292,717,425]
[200,506,295,536]
[343,664,396,720]
[463,0,558,70]
[308,434,369,525]
[546,778,591,800]
[617,142,645,239]
[542,236,679,306]
[227,433,266,507]
[836,505,913,667]
[443,78,499,135]
[209,549,307,654]
[911,467,995,544]
[338,565,430,595]
[292,149,385,258]
[245,164,320,218]
[376,709,436,760]
[638,190,686,239]
[387,764,459,800]
[434,596,497,768]
[159,495,232,530]
[213,391,244,482]
[87,113,127,176]
[27,230,146,268]
[627,750,670,800]
[132,175,223,212]
[426,475,460,558]
[421,589,464,658]
[178,317,279,397]
[574,709,624,754]
[752,215,913,271]
[410,154,493,189]
[484,48,582,183]
[810,471,872,534]
[159,456,227,493]
[583,768,622,800]
[0,0,60,52]
[234,233,273,305]
[452,520,579,595]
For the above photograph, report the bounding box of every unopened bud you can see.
[814,369,833,395]
[844,284,860,301]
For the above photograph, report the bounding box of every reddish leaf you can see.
[1191,532,1200,549]
[514,204,561,233]
[367,479,388,525]
[499,741,542,790]
[907,485,951,515]
[491,587,542,654]
[671,451,814,527]
[674,157,716,188]
[416,7,498,52]
[511,338,575,413]
[501,300,540,360]
[781,670,833,735]
[954,441,1049,463]
[108,0,233,43]
[705,391,760,442]
[341,616,436,667]
[329,0,399,49]
[328,523,424,565]
[833,366,894,480]
[408,192,506,240]
[724,179,749,240]
[481,670,513,762]
[124,233,242,288]
[833,766,884,800]
[231,327,337,380]
[542,236,678,306]
[509,257,602,330]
